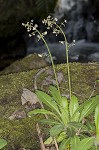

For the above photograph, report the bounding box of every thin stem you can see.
[54,23,72,100]
[36,29,61,98]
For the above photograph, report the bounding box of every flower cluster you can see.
[42,15,67,36]
[22,20,38,37]
[22,16,67,41]
[22,20,48,40]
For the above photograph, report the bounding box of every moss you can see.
[0,63,99,149]
[0,117,41,150]
[0,54,48,75]
[0,69,38,119]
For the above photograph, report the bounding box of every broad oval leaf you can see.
[0,139,7,149]
[69,95,79,117]
[69,95,80,122]
[39,119,61,125]
[79,95,99,121]
[59,106,69,125]
[72,95,99,122]
[68,122,88,131]
[60,96,68,109]
[70,136,80,150]
[59,97,69,125]
[50,124,64,137]
[36,90,61,117]
[44,136,53,145]
[77,137,94,150]
[59,138,70,150]
[49,85,61,104]
[28,109,56,117]
[56,132,66,143]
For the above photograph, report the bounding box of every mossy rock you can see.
[0,63,99,149]
[0,54,48,75]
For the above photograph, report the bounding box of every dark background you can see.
[0,0,99,70]
[0,0,57,70]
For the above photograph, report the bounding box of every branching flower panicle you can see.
[22,16,71,100]
[22,17,61,97]
[22,20,47,41]
[42,15,67,37]
[42,15,71,99]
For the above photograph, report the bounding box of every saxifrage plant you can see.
[28,86,99,150]
[23,16,99,150]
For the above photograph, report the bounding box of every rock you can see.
[9,110,26,120]
[26,41,99,63]
[0,54,48,75]
[69,40,99,62]
[88,52,99,62]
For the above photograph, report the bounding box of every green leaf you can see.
[0,139,7,149]
[59,96,69,125]
[36,90,61,116]
[60,96,68,109]
[73,95,99,118]
[59,138,70,150]
[28,109,56,117]
[69,95,79,116]
[95,104,99,145]
[68,122,88,131]
[77,137,94,150]
[44,136,53,145]
[50,124,63,137]
[79,95,99,121]
[70,136,80,150]
[49,85,61,104]
[86,120,95,132]
[56,132,66,143]
[59,106,69,125]
[69,95,80,121]
[39,119,60,125]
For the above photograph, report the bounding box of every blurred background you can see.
[0,0,99,71]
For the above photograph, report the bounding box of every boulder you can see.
[26,41,99,63]
[0,54,48,75]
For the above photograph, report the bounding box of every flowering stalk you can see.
[22,21,61,98]
[42,16,71,100]
[54,23,71,100]
[36,29,61,97]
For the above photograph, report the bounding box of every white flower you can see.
[54,18,58,22]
